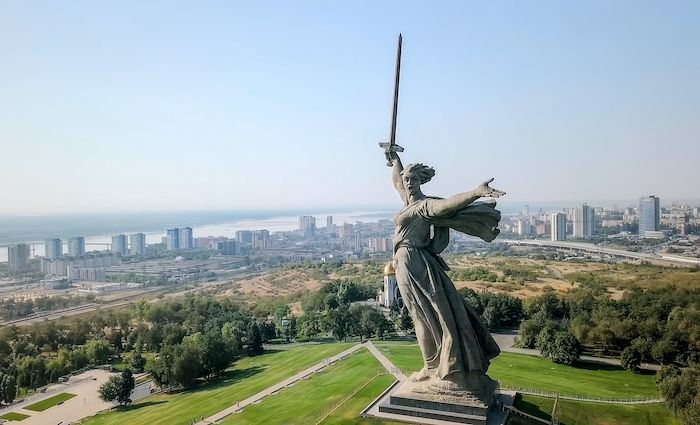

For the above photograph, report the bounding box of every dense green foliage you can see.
[297,281,393,342]
[657,364,700,425]
[0,296,268,394]
[459,288,524,330]
[0,372,17,404]
[0,294,96,321]
[517,285,700,366]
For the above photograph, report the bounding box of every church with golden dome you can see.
[378,260,401,308]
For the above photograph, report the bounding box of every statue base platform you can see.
[363,374,514,425]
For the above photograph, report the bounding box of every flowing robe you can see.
[393,198,501,380]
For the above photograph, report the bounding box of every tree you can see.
[98,376,121,404]
[397,307,414,334]
[201,330,231,379]
[117,369,135,406]
[0,373,16,404]
[550,331,582,365]
[535,326,557,358]
[620,346,642,372]
[324,306,351,342]
[86,338,113,365]
[172,344,202,388]
[657,364,700,424]
[247,322,264,356]
[297,313,321,340]
[130,350,146,373]
[109,330,124,353]
[146,346,175,390]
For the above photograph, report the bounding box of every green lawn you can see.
[223,349,401,425]
[81,343,353,425]
[24,392,77,412]
[373,341,657,398]
[511,395,680,425]
[0,412,31,421]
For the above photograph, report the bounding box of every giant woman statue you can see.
[386,149,505,402]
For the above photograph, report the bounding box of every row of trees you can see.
[296,281,393,342]
[0,296,279,400]
[516,284,700,369]
[0,294,96,320]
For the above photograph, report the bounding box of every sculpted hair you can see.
[401,163,436,185]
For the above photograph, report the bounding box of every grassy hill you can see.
[81,343,353,425]
[81,340,679,425]
[373,340,677,425]
[373,341,657,398]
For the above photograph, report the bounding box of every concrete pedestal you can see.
[364,376,514,425]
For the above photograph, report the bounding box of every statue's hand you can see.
[386,150,400,165]
[476,178,506,198]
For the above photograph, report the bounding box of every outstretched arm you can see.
[431,178,505,216]
[388,152,408,205]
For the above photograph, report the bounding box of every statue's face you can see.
[402,173,421,196]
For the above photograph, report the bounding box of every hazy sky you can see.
[1,1,698,215]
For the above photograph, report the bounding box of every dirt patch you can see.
[231,270,324,298]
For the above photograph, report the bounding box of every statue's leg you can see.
[395,248,441,381]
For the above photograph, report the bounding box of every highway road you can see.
[498,239,700,266]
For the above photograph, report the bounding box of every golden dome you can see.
[384,261,395,276]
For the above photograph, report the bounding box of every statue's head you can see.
[401,163,435,196]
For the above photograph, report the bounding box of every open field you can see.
[225,269,326,298]
[445,255,700,299]
[511,394,680,425]
[81,343,353,425]
[373,341,657,398]
[0,412,31,421]
[24,392,77,412]
[222,349,400,425]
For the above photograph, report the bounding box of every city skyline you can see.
[2,1,699,214]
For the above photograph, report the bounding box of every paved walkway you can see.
[194,343,365,425]
[366,340,406,381]
[0,370,113,425]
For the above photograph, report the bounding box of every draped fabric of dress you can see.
[393,198,501,380]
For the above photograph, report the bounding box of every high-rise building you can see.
[253,230,270,249]
[299,216,316,238]
[179,227,194,250]
[236,230,253,246]
[326,215,333,228]
[573,204,595,238]
[340,222,354,239]
[369,237,393,253]
[166,228,180,250]
[68,237,86,257]
[516,219,530,236]
[111,234,128,256]
[217,240,238,255]
[8,244,30,274]
[354,232,363,252]
[45,238,62,259]
[551,213,567,241]
[129,233,147,256]
[639,196,660,238]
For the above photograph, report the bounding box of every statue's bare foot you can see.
[412,367,433,382]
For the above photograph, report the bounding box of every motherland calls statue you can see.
[378,35,505,409]
[385,149,505,404]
